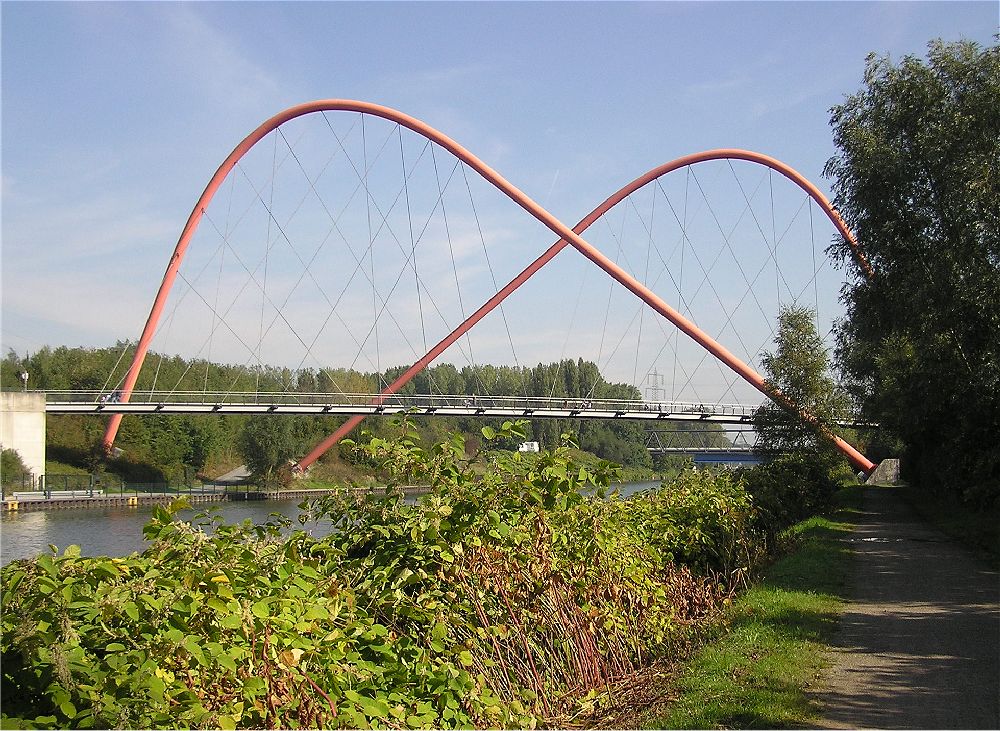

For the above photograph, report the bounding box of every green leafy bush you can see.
[2,423,766,729]
[624,468,763,585]
[1,448,33,489]
[742,453,843,535]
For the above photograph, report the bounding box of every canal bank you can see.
[2,485,433,512]
[3,492,225,512]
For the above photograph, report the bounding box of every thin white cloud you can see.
[3,195,175,264]
[2,268,157,344]
[158,4,287,113]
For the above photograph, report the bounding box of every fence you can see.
[2,474,225,500]
[1,472,39,492]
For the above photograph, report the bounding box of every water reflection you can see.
[611,480,662,498]
[1,480,663,566]
[0,499,335,566]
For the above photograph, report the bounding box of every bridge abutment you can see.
[865,458,901,485]
[1,391,46,488]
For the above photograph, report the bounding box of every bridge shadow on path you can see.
[816,486,999,729]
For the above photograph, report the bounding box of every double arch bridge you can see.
[91,100,877,474]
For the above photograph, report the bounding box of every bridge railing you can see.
[40,390,871,426]
[43,389,762,415]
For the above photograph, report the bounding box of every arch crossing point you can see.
[103,100,876,474]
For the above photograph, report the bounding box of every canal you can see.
[0,481,661,565]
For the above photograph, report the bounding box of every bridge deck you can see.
[48,402,759,422]
[41,391,873,428]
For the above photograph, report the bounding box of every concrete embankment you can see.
[3,493,226,512]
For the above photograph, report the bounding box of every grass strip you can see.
[43,459,92,477]
[643,486,862,729]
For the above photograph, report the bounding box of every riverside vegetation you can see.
[0,347,724,489]
[0,419,843,729]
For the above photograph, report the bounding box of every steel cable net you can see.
[548,160,846,410]
[135,112,557,401]
[105,104,866,468]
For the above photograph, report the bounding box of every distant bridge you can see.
[689,450,763,466]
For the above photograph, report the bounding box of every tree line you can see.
[1,347,728,484]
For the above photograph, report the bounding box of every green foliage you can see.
[577,421,654,469]
[749,304,855,532]
[2,448,34,488]
[238,417,299,486]
[652,453,695,482]
[10,344,671,480]
[625,469,763,583]
[742,453,844,536]
[896,483,1000,567]
[646,496,858,730]
[2,423,762,729]
[753,305,849,460]
[825,39,1000,505]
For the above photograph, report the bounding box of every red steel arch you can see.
[103,100,875,473]
[573,149,873,278]
[294,144,875,471]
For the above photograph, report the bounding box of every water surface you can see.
[1,480,663,565]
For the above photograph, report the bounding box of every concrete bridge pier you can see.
[1,391,46,488]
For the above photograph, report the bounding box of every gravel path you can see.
[816,486,999,729]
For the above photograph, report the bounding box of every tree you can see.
[824,39,1000,504]
[1,448,34,490]
[749,305,850,524]
[753,305,849,459]
[185,418,219,474]
[1,350,26,389]
[238,416,299,485]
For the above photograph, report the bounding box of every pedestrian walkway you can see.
[817,486,999,729]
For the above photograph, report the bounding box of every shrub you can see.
[1,449,33,489]
[742,452,844,535]
[624,468,764,585]
[1,423,770,729]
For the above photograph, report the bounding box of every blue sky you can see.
[2,1,996,401]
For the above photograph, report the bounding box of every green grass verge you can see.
[44,459,92,476]
[642,486,862,729]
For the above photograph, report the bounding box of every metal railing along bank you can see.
[2,478,225,502]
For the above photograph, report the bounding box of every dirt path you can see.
[816,486,999,729]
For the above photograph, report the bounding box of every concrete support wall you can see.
[866,458,901,485]
[1,391,46,487]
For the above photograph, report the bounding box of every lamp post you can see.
[20,371,28,391]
